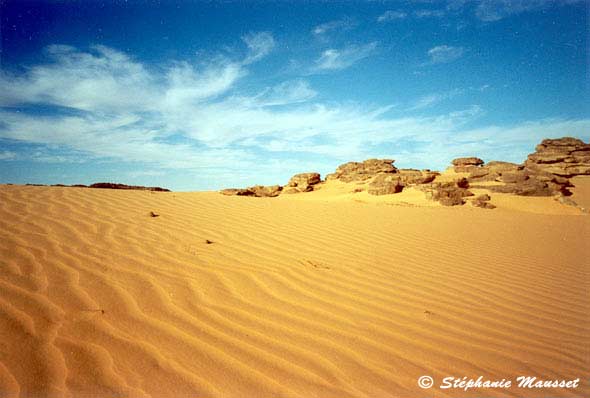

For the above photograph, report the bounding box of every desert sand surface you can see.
[0,182,588,398]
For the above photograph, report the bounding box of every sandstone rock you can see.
[398,169,438,185]
[525,137,590,177]
[456,177,469,188]
[471,194,496,209]
[474,194,491,201]
[281,187,301,194]
[327,159,397,182]
[418,180,473,206]
[286,172,321,192]
[486,178,554,196]
[367,173,404,195]
[452,157,484,173]
[500,171,529,184]
[220,185,283,197]
[468,161,523,181]
[452,157,484,166]
[468,167,492,179]
[485,161,523,172]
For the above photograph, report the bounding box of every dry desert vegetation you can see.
[0,137,589,398]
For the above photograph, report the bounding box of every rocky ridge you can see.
[220,137,590,208]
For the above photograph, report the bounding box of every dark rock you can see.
[456,178,469,188]
[89,183,170,192]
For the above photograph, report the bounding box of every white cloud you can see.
[312,18,356,36]
[414,9,445,18]
[0,41,588,189]
[256,80,317,106]
[409,89,463,111]
[427,45,464,64]
[242,31,275,64]
[447,0,583,22]
[314,42,378,71]
[377,10,408,22]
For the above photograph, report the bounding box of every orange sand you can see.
[0,180,588,398]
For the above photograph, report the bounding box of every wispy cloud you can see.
[256,80,317,106]
[0,38,588,189]
[427,45,464,64]
[447,0,583,22]
[414,9,446,18]
[377,10,408,22]
[314,42,378,71]
[242,31,275,63]
[408,89,463,111]
[312,18,357,37]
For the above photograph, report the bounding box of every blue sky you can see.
[0,0,588,191]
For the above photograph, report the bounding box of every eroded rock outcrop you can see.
[452,157,484,173]
[524,137,590,177]
[284,172,321,193]
[220,185,283,197]
[417,178,473,206]
[326,159,397,182]
[367,174,404,195]
[398,169,439,185]
[467,161,523,182]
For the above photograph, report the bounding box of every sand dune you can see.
[0,182,588,397]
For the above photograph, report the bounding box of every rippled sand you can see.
[0,180,588,397]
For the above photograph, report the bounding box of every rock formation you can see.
[89,183,170,191]
[524,137,590,177]
[284,172,321,193]
[367,174,404,195]
[326,159,397,182]
[218,137,589,208]
[417,178,474,206]
[470,194,496,209]
[220,185,282,197]
[397,169,439,185]
[452,157,484,173]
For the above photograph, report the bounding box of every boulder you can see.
[367,174,404,195]
[470,194,496,209]
[286,172,321,192]
[326,159,397,182]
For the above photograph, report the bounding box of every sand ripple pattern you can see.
[0,185,588,398]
